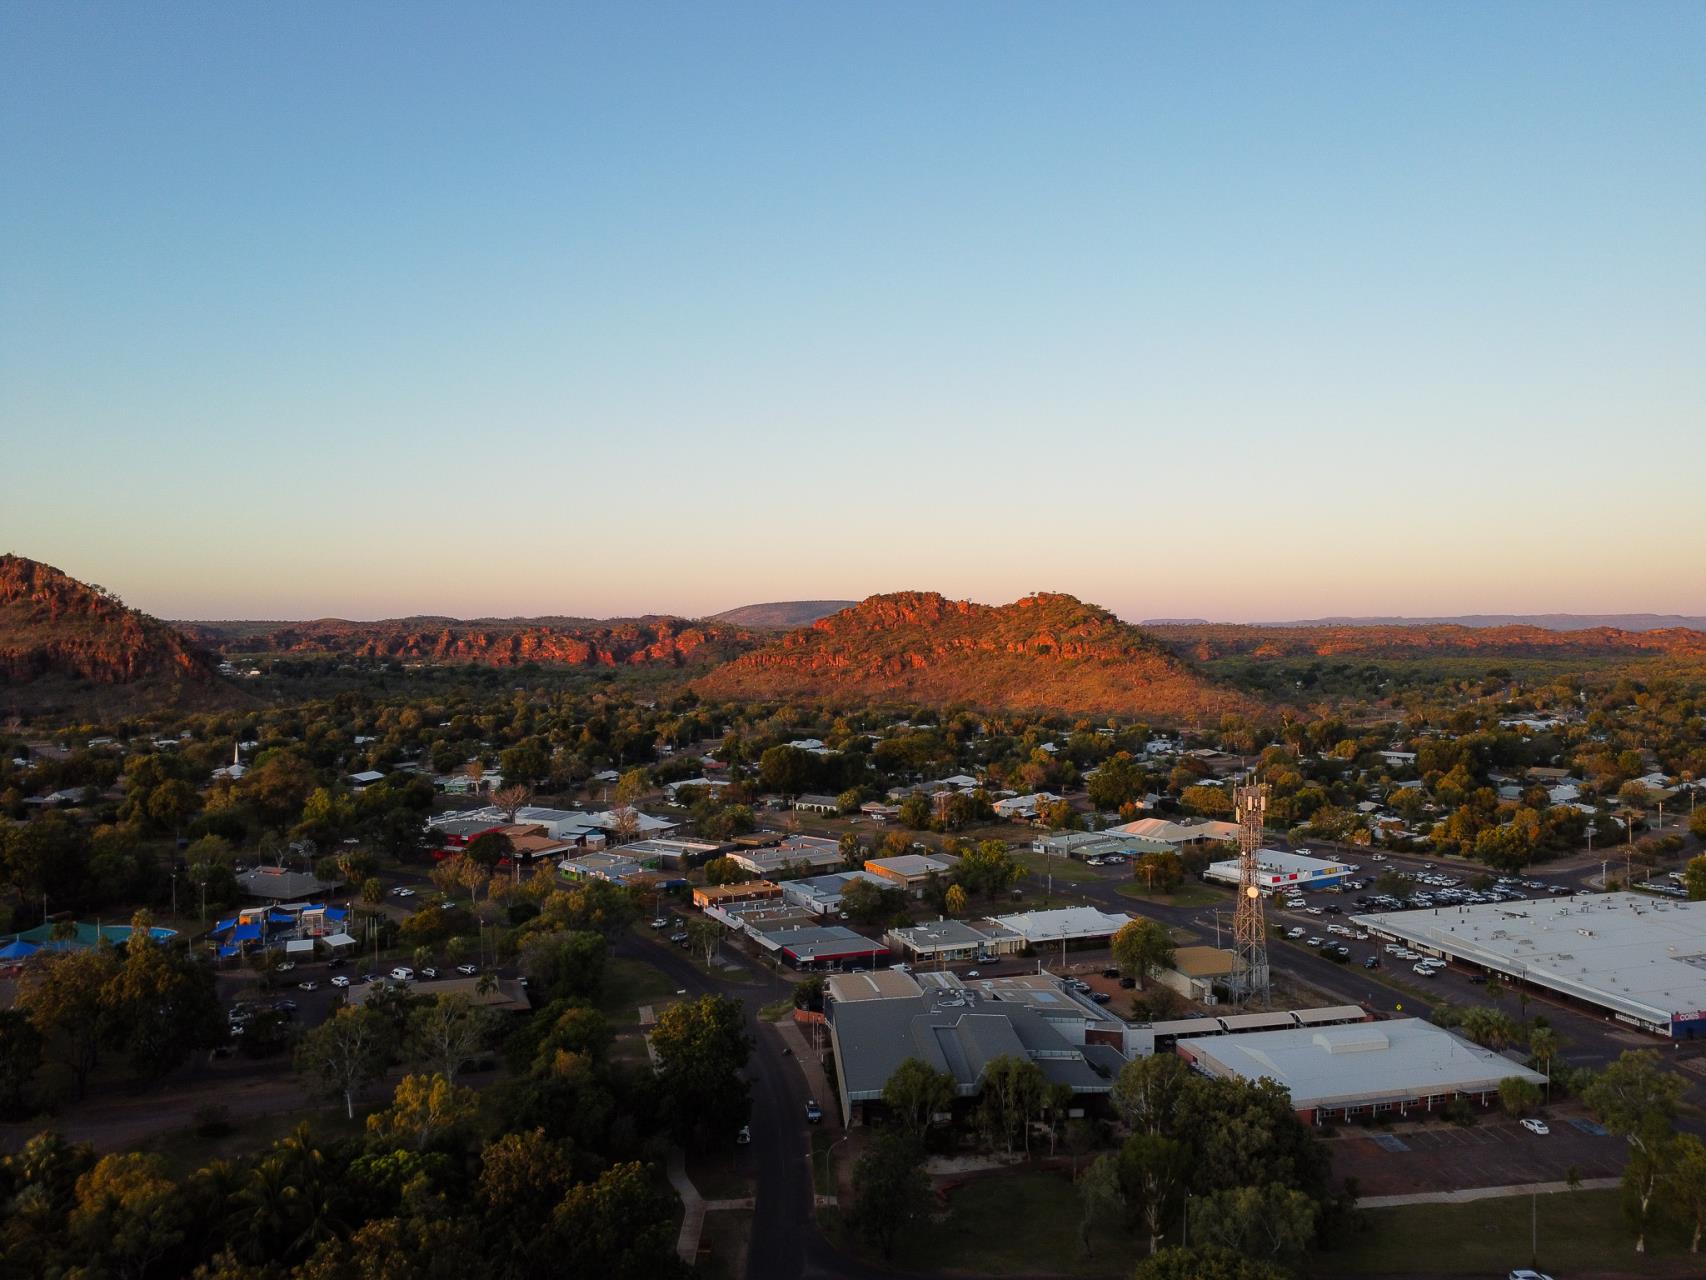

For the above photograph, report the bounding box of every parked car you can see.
[805,1099,823,1124]
[1509,1270,1554,1280]
[275,961,296,972]
[1118,976,1136,989]
[456,963,478,976]
[1362,956,1381,969]
[390,966,415,981]
[651,917,670,929]
[1091,991,1112,1004]
[965,970,981,979]
[1520,1118,1550,1135]
[420,967,438,979]
[298,980,319,991]
[1101,968,1120,979]
[736,1125,751,1145]
[331,975,351,988]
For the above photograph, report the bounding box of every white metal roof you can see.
[1183,1018,1546,1111]
[1355,893,1706,1030]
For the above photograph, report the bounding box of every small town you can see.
[3,4,1702,1279]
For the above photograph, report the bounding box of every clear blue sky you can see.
[3,3,1702,621]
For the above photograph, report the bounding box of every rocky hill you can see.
[692,591,1262,720]
[709,600,857,630]
[1145,621,1706,663]
[183,615,756,669]
[0,554,228,713]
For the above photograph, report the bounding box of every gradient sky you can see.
[3,4,1703,623]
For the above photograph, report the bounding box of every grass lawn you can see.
[1314,1189,1699,1276]
[1114,881,1225,909]
[1016,852,1119,886]
[598,956,680,1025]
[137,1102,370,1177]
[884,1169,1129,1277]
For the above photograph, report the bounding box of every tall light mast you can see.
[1232,780,1271,1003]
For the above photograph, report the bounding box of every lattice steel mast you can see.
[1232,780,1271,1002]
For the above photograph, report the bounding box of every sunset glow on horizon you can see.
[4,4,1703,624]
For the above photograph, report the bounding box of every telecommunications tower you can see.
[1232,780,1271,1002]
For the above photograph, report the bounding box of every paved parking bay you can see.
[1327,1114,1625,1196]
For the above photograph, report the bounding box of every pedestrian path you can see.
[667,1148,757,1264]
[1358,1176,1619,1208]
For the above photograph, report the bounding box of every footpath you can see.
[1359,1176,1620,1208]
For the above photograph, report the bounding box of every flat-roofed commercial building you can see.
[754,924,890,971]
[988,906,1132,949]
[1203,848,1351,893]
[884,918,1022,964]
[780,870,892,916]
[1176,1018,1547,1124]
[1356,893,1706,1037]
[863,853,959,897]
[691,880,784,910]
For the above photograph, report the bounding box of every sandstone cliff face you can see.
[693,591,1262,721]
[0,554,217,685]
[187,616,751,669]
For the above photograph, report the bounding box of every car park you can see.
[1520,1119,1550,1136]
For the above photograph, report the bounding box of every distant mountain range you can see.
[1252,613,1706,632]
[693,591,1260,720]
[10,556,1706,723]
[709,600,857,629]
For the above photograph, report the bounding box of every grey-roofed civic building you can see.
[824,969,1132,1126]
[1176,1018,1547,1124]
[1356,893,1706,1037]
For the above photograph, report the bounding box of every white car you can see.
[395,887,415,898]
[275,961,296,972]
[1509,1269,1555,1280]
[389,966,415,981]
[1520,1118,1550,1135]
[298,980,319,991]
[1307,936,1325,947]
[456,963,478,976]
[1286,927,1305,939]
[1306,907,1323,916]
[330,975,350,988]
[1412,963,1436,977]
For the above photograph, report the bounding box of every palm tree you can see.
[1529,1026,1561,1102]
